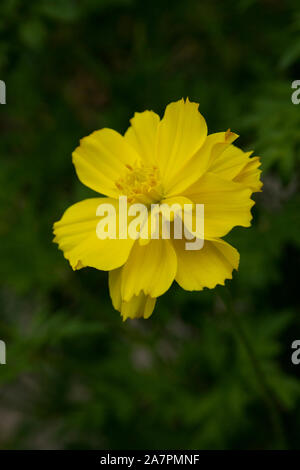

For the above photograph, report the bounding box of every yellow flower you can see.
[53,98,262,320]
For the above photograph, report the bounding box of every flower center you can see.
[115,163,162,204]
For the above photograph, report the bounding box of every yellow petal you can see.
[206,143,262,192]
[173,238,239,291]
[120,239,177,301]
[208,144,251,179]
[53,198,135,271]
[166,130,238,197]
[157,98,207,194]
[138,196,193,245]
[108,268,123,311]
[109,269,156,320]
[182,172,254,238]
[124,110,160,165]
[72,128,140,198]
[121,294,156,321]
[233,156,263,192]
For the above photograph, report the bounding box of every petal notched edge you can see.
[53,198,135,272]
[173,238,240,291]
[109,268,157,320]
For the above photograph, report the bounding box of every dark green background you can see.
[0,0,300,450]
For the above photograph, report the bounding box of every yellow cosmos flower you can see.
[53,98,262,321]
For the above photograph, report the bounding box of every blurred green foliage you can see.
[0,0,300,450]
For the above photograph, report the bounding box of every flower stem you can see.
[219,288,287,449]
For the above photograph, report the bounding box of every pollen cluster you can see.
[115,163,162,204]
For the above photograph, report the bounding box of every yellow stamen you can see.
[115,163,162,204]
